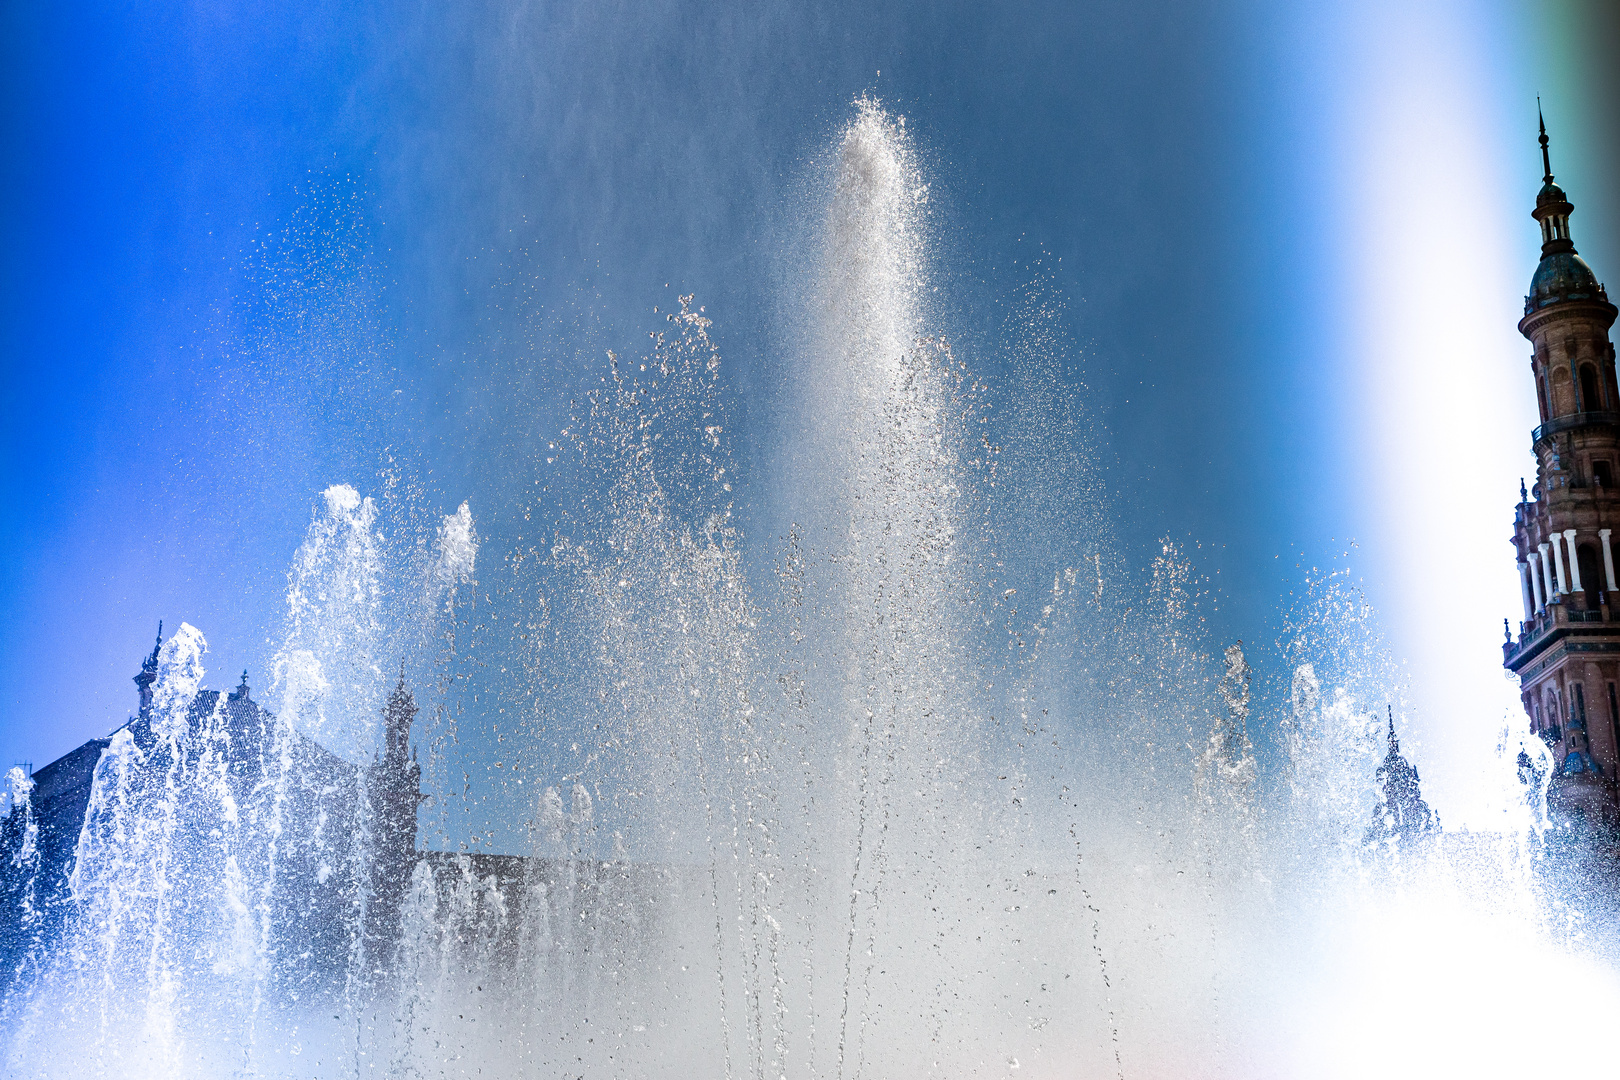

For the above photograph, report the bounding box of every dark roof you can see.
[1530,251,1601,309]
[29,737,110,805]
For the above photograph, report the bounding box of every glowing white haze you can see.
[1327,0,1536,827]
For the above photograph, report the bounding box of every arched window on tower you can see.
[1581,363,1603,412]
[1579,543,1602,611]
[1539,376,1551,422]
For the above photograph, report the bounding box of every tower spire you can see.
[1529,108,1579,261]
[1538,99,1553,184]
[133,620,163,716]
[1365,704,1437,844]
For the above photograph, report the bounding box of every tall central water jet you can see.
[800,99,979,1080]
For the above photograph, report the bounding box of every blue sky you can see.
[1,0,1615,826]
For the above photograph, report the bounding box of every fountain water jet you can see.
[1,98,1617,1080]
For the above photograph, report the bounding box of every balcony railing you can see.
[1533,411,1620,445]
[1507,601,1612,662]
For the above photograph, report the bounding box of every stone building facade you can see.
[1503,116,1620,826]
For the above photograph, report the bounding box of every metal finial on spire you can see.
[1504,617,1511,643]
[1538,99,1553,183]
[1520,477,1528,503]
[142,620,164,674]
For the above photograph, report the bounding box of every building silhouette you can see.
[1503,113,1620,828]
[0,626,427,991]
[0,626,685,1016]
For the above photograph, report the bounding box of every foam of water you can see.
[4,99,1618,1079]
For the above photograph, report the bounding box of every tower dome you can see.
[1529,251,1601,309]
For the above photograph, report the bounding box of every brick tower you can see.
[1504,112,1620,826]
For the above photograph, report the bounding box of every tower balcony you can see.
[1506,594,1619,672]
[1532,410,1620,448]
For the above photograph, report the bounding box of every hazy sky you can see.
[1,0,1616,826]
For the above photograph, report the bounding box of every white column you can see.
[1553,533,1570,595]
[1538,543,1555,604]
[1602,528,1617,592]
[1519,560,1534,620]
[1564,529,1583,592]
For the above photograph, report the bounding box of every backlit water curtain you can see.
[1,101,1614,1079]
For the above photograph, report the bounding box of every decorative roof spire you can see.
[144,621,163,673]
[377,662,420,766]
[1538,99,1553,184]
[133,620,163,716]
[1366,705,1438,844]
[1529,106,1580,267]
